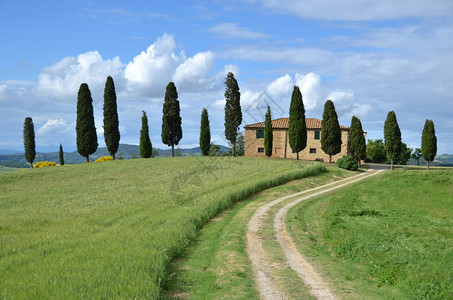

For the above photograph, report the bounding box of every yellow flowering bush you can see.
[34,161,56,168]
[95,156,113,163]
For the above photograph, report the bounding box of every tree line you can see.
[23,72,243,166]
[22,72,437,169]
[260,86,437,170]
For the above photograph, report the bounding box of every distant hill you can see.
[0,144,231,167]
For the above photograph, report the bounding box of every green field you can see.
[0,157,325,298]
[287,169,453,299]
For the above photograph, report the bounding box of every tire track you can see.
[247,170,384,299]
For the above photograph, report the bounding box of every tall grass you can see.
[288,169,453,299]
[0,157,325,298]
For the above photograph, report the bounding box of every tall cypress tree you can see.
[224,72,242,157]
[59,143,64,166]
[23,117,36,168]
[349,116,366,166]
[140,111,153,158]
[421,119,437,170]
[199,108,211,156]
[264,105,273,158]
[384,111,402,170]
[103,76,120,159]
[288,86,307,160]
[76,83,98,162]
[161,82,182,157]
[321,100,342,163]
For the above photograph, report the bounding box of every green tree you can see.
[76,83,98,162]
[140,111,153,158]
[421,119,437,170]
[349,116,366,166]
[392,142,411,165]
[321,100,342,163]
[224,72,242,157]
[264,105,273,158]
[209,143,222,156]
[411,147,422,166]
[59,144,64,166]
[227,132,245,156]
[103,76,120,159]
[366,139,387,163]
[199,108,211,156]
[23,117,36,168]
[161,82,182,157]
[384,111,402,170]
[288,86,307,160]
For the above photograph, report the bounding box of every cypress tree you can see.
[349,116,366,166]
[264,105,273,158]
[384,111,402,170]
[59,143,64,166]
[140,111,153,158]
[288,86,307,160]
[161,82,182,157]
[224,72,242,157]
[321,100,342,163]
[199,108,211,156]
[103,76,120,159]
[76,83,98,162]
[23,117,36,168]
[421,119,437,170]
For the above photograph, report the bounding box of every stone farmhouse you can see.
[244,117,351,161]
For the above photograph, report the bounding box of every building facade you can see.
[244,117,350,161]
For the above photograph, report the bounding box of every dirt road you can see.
[247,170,384,299]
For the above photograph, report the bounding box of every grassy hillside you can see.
[0,157,325,298]
[287,169,453,299]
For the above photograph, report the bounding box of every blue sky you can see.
[1,0,452,154]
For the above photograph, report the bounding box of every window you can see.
[257,147,265,153]
[309,148,316,154]
[314,130,320,140]
[256,129,264,138]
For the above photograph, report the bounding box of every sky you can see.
[1,0,452,154]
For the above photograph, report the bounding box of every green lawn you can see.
[162,167,352,299]
[0,157,325,299]
[0,166,19,172]
[287,169,453,299]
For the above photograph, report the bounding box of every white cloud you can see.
[208,22,269,39]
[124,33,182,97]
[327,90,372,120]
[246,0,453,21]
[266,74,292,100]
[294,72,323,111]
[38,51,125,101]
[173,51,216,92]
[37,118,69,135]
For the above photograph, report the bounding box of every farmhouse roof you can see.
[244,117,349,130]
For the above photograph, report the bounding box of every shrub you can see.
[95,156,113,163]
[34,161,56,168]
[336,155,358,171]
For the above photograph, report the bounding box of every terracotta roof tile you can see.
[244,117,349,130]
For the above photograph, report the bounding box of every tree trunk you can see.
[329,154,332,164]
[86,155,90,163]
[171,145,175,157]
[390,159,394,170]
[427,160,430,170]
[416,159,419,166]
[112,153,115,160]
[232,141,236,157]
[296,152,299,160]
[30,162,33,168]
